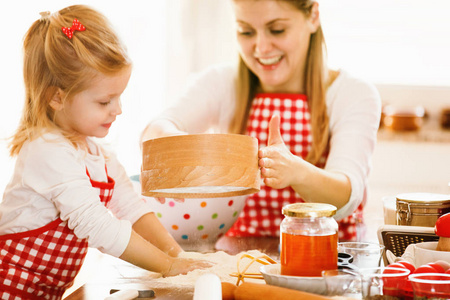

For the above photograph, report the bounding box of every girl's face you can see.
[53,67,131,143]
[233,0,319,93]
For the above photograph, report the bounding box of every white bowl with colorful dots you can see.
[130,175,246,251]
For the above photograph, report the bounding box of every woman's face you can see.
[232,0,319,93]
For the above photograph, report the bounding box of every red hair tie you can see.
[62,19,86,39]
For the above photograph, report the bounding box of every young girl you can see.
[0,5,210,299]
[142,0,381,242]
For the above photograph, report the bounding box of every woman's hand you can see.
[162,257,215,277]
[258,114,307,189]
[258,115,351,209]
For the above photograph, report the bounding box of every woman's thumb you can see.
[267,114,284,146]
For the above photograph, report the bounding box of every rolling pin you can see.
[193,273,222,300]
[221,282,331,300]
[222,282,236,300]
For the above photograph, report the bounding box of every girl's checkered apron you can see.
[227,93,364,241]
[0,168,115,300]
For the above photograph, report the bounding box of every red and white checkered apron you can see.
[0,167,115,300]
[226,93,364,241]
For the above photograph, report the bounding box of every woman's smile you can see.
[258,55,283,65]
[256,55,284,69]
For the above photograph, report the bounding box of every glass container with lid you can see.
[396,193,450,227]
[280,203,338,277]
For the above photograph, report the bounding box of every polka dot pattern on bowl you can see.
[154,197,245,243]
[130,175,247,250]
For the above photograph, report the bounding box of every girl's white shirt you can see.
[0,132,153,257]
[148,64,382,220]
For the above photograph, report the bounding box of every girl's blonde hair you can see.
[230,0,329,165]
[9,5,131,156]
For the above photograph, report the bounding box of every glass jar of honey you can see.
[280,203,338,277]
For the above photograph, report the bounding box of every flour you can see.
[149,250,273,287]
[146,251,353,299]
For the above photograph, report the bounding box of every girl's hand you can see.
[162,257,214,277]
[155,198,185,204]
[258,114,306,189]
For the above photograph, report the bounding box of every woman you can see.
[142,0,381,241]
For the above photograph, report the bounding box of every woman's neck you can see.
[257,68,339,94]
[257,85,305,94]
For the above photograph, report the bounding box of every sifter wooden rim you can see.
[141,134,260,198]
[141,186,260,199]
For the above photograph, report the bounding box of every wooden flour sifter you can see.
[141,134,260,198]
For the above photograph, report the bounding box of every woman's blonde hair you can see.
[9,5,131,156]
[230,0,329,165]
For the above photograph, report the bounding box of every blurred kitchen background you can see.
[0,0,449,242]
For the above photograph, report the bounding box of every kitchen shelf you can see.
[378,118,450,143]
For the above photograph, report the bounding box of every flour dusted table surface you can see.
[63,236,280,299]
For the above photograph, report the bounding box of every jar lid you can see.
[282,203,337,218]
[396,193,450,204]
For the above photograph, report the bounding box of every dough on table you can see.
[150,250,272,287]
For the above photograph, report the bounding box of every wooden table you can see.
[64,236,280,300]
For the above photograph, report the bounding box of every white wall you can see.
[1,1,450,197]
[320,0,450,87]
[0,1,167,193]
[162,0,450,88]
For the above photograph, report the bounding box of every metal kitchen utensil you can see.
[107,289,155,299]
[377,224,438,266]
[337,252,358,271]
[230,252,277,286]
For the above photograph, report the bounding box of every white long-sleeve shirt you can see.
[0,131,152,257]
[148,64,382,220]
